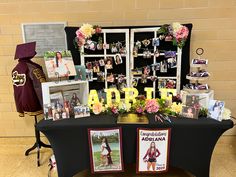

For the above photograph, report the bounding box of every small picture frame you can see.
[88,127,124,173]
[208,100,225,121]
[74,65,86,81]
[105,58,113,70]
[143,66,151,75]
[97,72,105,82]
[86,62,93,70]
[74,105,90,118]
[43,104,53,120]
[103,43,110,49]
[137,128,171,174]
[93,61,100,73]
[152,38,160,47]
[160,61,168,73]
[86,69,93,81]
[99,59,105,66]
[84,40,97,51]
[167,57,177,68]
[181,106,198,119]
[114,54,123,65]
[186,95,200,108]
[107,73,115,83]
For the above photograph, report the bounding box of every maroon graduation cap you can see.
[14,41,37,60]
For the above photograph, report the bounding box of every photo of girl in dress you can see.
[143,142,161,171]
[137,129,171,174]
[105,58,113,69]
[208,100,225,121]
[44,50,76,78]
[114,54,122,65]
[100,137,113,167]
[88,128,124,173]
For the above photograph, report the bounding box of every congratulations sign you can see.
[137,128,171,173]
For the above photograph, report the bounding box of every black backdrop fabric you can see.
[64,24,192,92]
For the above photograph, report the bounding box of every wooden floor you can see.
[0,136,236,177]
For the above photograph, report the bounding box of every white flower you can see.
[79,23,95,38]
[172,22,183,33]
[222,108,231,120]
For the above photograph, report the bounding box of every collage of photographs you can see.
[43,89,90,121]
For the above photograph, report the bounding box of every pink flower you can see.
[76,29,85,39]
[111,106,118,114]
[145,99,159,113]
[175,26,189,42]
[136,106,145,114]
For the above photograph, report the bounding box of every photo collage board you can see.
[130,28,182,97]
[64,25,192,98]
[80,29,130,99]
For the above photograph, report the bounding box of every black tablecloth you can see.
[36,115,233,177]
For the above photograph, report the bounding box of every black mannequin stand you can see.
[25,115,51,167]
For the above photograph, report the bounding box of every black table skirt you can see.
[36,114,234,177]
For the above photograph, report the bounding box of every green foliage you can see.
[157,24,169,35]
[92,133,119,144]
[44,50,72,59]
[199,107,208,117]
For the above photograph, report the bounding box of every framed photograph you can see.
[88,127,124,173]
[208,100,225,121]
[160,61,167,73]
[97,72,105,82]
[107,73,115,83]
[167,57,177,68]
[186,95,200,108]
[181,106,198,119]
[86,69,93,81]
[86,62,93,70]
[152,38,160,47]
[93,61,100,73]
[44,50,76,78]
[74,65,86,81]
[99,59,105,66]
[74,105,90,118]
[105,57,113,69]
[114,54,123,65]
[137,128,171,174]
[43,104,53,120]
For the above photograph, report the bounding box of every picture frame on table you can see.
[41,80,89,120]
[74,65,86,81]
[88,127,124,174]
[44,50,76,79]
[74,105,90,118]
[181,106,198,119]
[208,100,225,121]
[137,128,171,174]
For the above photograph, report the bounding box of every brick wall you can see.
[0,0,236,136]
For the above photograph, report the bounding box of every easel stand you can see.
[25,115,51,167]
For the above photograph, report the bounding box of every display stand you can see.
[182,48,213,108]
[184,48,210,93]
[25,115,51,167]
